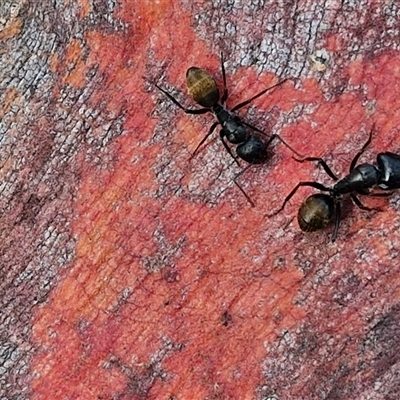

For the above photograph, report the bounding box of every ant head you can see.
[236,135,269,164]
[297,193,335,232]
[186,67,219,108]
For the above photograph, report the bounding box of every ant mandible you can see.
[154,52,301,205]
[271,128,400,241]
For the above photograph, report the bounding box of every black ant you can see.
[154,52,301,205]
[271,129,400,241]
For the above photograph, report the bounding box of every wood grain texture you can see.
[1,1,400,399]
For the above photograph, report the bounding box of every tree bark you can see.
[1,1,400,399]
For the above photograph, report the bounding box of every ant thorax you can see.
[222,118,247,144]
[333,163,380,194]
[212,105,248,144]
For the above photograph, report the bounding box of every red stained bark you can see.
[2,1,400,400]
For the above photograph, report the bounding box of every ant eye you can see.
[377,152,400,189]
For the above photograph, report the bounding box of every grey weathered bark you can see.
[2,1,400,399]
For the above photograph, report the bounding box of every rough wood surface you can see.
[1,1,400,399]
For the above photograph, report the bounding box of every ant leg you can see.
[239,123,303,158]
[357,189,392,197]
[233,181,255,207]
[155,84,209,115]
[190,121,219,159]
[239,119,299,155]
[269,181,330,216]
[349,128,374,172]
[241,120,267,136]
[232,165,255,206]
[263,134,304,158]
[366,192,392,197]
[231,79,289,112]
[294,156,339,181]
[220,52,229,104]
[233,164,252,181]
[350,194,382,211]
[331,202,341,242]
[192,123,240,166]
[234,182,255,206]
[219,130,241,166]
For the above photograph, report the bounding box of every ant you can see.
[271,128,400,241]
[154,52,301,205]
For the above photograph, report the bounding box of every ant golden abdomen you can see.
[297,194,334,232]
[186,67,219,107]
